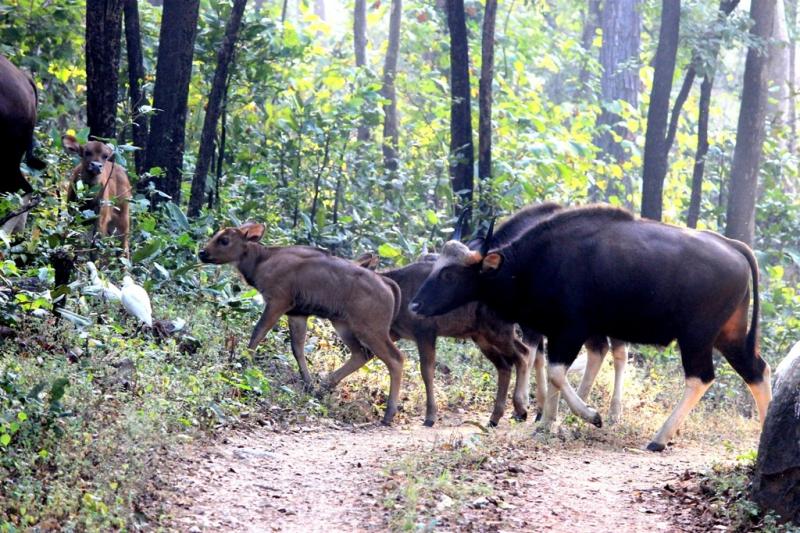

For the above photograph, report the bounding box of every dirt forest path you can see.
[161,418,733,532]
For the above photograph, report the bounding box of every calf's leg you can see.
[324,324,372,388]
[415,334,439,427]
[287,315,313,384]
[532,344,547,421]
[511,343,532,422]
[248,303,290,350]
[354,329,405,425]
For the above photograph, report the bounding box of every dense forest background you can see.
[1,0,800,529]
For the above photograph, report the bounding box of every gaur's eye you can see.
[219,237,230,246]
[84,151,91,157]
[441,270,455,283]
[102,154,108,160]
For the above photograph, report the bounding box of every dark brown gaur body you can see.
[0,55,46,233]
[288,253,546,427]
[63,135,132,256]
[199,222,406,425]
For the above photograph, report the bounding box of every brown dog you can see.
[63,134,131,256]
[199,222,407,424]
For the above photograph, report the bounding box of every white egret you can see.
[121,275,152,327]
[84,261,122,302]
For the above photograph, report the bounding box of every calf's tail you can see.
[382,276,403,322]
[25,76,46,171]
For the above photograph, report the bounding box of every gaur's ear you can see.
[481,252,503,272]
[239,222,265,242]
[354,252,379,270]
[62,135,81,155]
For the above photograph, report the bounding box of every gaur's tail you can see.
[730,239,760,360]
[25,76,46,171]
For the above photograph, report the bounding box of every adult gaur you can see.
[0,55,46,233]
[410,204,771,451]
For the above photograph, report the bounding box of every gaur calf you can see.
[288,253,544,428]
[0,55,46,234]
[199,222,406,425]
[63,135,132,256]
[410,204,771,451]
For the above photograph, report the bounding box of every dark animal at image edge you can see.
[0,54,46,233]
[409,204,772,451]
[199,222,407,425]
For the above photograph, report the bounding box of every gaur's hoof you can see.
[381,418,393,426]
[423,419,435,427]
[591,413,603,428]
[512,412,528,422]
[646,441,666,452]
[488,420,499,428]
[534,411,543,423]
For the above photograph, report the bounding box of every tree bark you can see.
[590,0,641,201]
[381,0,402,172]
[686,75,711,228]
[578,0,602,93]
[446,0,474,220]
[354,0,370,142]
[85,0,124,140]
[726,0,777,245]
[640,0,680,221]
[187,0,247,218]
[124,0,148,175]
[143,0,200,205]
[478,0,497,188]
[767,0,790,123]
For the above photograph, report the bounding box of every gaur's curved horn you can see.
[452,207,471,242]
[480,217,496,256]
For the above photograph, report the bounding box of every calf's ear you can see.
[240,222,266,242]
[354,252,379,270]
[62,135,81,155]
[481,252,503,272]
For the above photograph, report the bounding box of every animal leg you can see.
[324,325,371,389]
[357,331,405,425]
[648,377,712,451]
[415,334,438,427]
[547,363,602,427]
[489,364,512,427]
[287,315,313,385]
[247,303,288,350]
[510,340,532,422]
[609,340,628,424]
[576,336,608,401]
[532,344,547,421]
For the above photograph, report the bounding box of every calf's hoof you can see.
[511,412,528,423]
[423,419,435,427]
[590,413,603,428]
[487,420,499,428]
[534,411,543,423]
[646,441,666,452]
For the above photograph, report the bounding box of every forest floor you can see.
[159,409,758,532]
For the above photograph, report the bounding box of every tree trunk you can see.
[478,0,497,190]
[725,0,777,245]
[686,75,711,228]
[124,0,148,175]
[143,0,200,205]
[590,0,642,201]
[187,0,247,218]
[446,0,474,220]
[381,0,402,172]
[753,341,800,525]
[85,0,124,140]
[685,0,739,228]
[789,0,797,155]
[354,0,370,142]
[578,0,602,93]
[640,0,681,221]
[767,0,790,124]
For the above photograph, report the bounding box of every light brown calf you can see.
[63,135,131,255]
[199,222,407,425]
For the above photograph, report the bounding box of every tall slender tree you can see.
[188,0,248,217]
[124,0,148,175]
[640,0,680,221]
[381,0,402,172]
[478,0,497,218]
[354,0,369,142]
[726,0,778,245]
[143,0,200,205]
[578,0,602,92]
[590,0,641,201]
[446,0,474,221]
[85,0,124,140]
